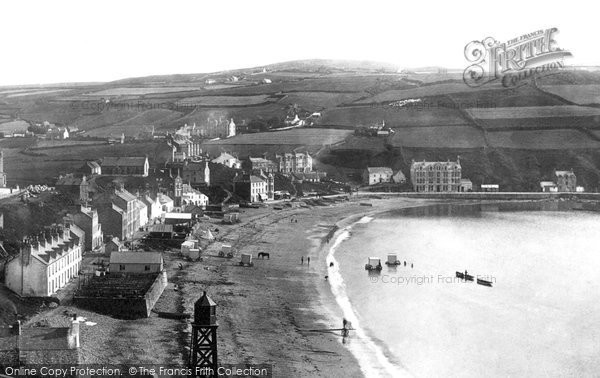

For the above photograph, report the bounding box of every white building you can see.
[212,152,242,169]
[135,199,148,227]
[5,225,84,297]
[109,251,164,274]
[363,167,393,186]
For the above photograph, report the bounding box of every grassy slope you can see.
[1,64,600,191]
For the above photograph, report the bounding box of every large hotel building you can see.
[410,158,462,192]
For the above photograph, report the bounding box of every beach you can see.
[12,195,437,376]
[179,195,438,377]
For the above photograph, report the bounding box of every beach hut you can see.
[385,254,400,265]
[239,253,253,267]
[188,248,201,260]
[365,257,382,271]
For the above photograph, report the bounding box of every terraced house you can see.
[410,158,462,192]
[95,186,140,241]
[4,225,84,297]
[67,204,103,252]
[275,152,312,173]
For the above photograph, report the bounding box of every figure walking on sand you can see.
[307,257,311,265]
[301,256,304,264]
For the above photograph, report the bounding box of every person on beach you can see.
[411,263,413,268]
[307,257,310,265]
[301,256,304,264]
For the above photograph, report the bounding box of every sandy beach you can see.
[179,195,437,377]
[13,195,438,377]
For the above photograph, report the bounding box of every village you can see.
[0,107,590,371]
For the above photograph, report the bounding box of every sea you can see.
[327,206,600,377]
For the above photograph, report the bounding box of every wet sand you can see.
[181,196,437,377]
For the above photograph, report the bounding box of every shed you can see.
[109,251,164,274]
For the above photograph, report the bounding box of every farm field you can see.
[205,75,410,96]
[278,91,368,109]
[0,120,29,133]
[475,116,600,131]
[539,85,600,105]
[30,139,108,150]
[389,126,487,148]
[466,105,600,119]
[486,129,600,149]
[7,89,69,98]
[173,103,288,129]
[112,108,183,126]
[85,87,206,96]
[202,128,351,146]
[317,106,470,127]
[352,82,497,104]
[176,94,274,107]
[1,141,171,185]
[448,85,568,108]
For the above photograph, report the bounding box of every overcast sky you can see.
[0,0,596,86]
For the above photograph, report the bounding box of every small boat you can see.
[477,278,493,287]
[365,257,383,271]
[385,254,401,266]
[455,271,474,281]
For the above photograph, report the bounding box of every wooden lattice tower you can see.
[190,291,218,377]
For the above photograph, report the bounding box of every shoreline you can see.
[9,195,595,376]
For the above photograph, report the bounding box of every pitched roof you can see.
[113,188,137,203]
[366,167,393,175]
[212,152,237,163]
[110,251,163,265]
[234,174,265,184]
[555,170,575,177]
[102,157,148,167]
[411,160,461,169]
[87,161,100,169]
[158,194,173,204]
[183,162,207,171]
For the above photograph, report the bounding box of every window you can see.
[119,265,125,271]
[144,265,150,271]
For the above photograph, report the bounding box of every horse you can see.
[258,252,270,259]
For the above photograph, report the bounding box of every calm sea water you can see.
[328,209,600,377]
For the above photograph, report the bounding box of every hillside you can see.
[1,60,600,190]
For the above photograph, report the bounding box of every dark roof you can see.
[149,224,173,233]
[183,162,207,171]
[110,251,163,265]
[102,157,148,167]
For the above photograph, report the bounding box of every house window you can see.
[144,265,150,271]
[119,265,125,271]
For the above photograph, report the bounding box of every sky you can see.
[0,0,597,86]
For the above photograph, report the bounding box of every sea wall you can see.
[380,199,600,218]
[74,271,167,319]
[397,192,600,201]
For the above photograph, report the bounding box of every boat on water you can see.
[455,271,474,281]
[477,278,493,287]
[365,257,383,271]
